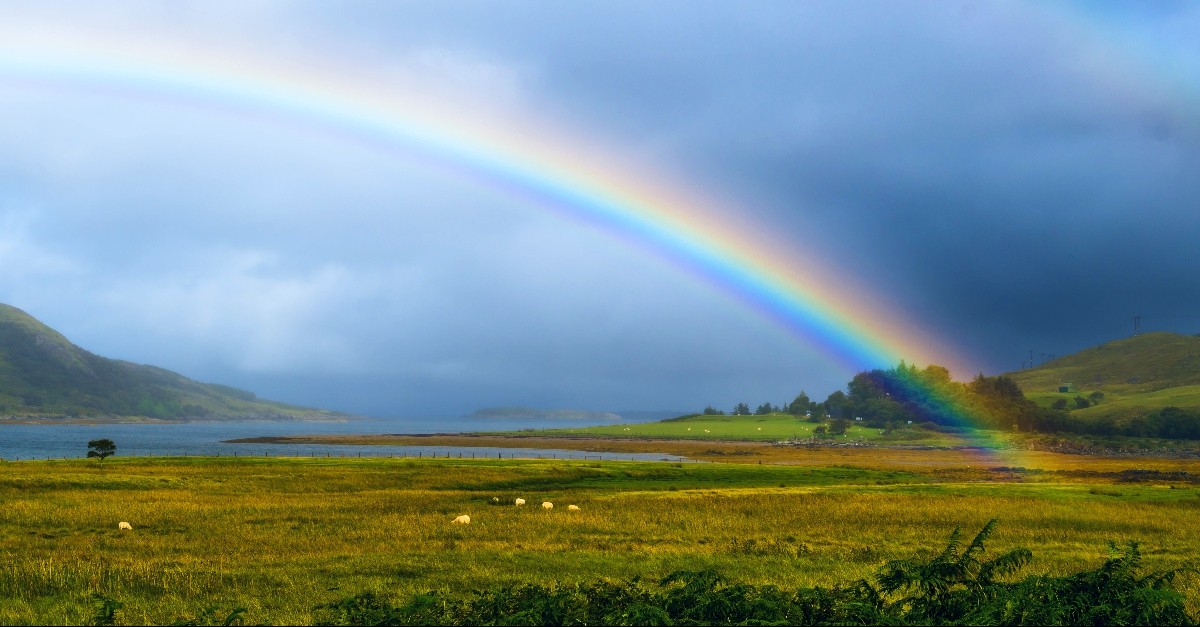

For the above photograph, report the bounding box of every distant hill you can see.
[0,303,348,421]
[1006,332,1200,421]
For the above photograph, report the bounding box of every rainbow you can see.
[0,21,1032,455]
[0,29,968,371]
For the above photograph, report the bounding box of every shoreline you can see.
[224,432,1200,471]
[0,416,356,426]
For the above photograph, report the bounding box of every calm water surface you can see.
[0,417,685,462]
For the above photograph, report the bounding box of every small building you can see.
[1058,383,1073,393]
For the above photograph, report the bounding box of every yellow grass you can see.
[1,455,1199,625]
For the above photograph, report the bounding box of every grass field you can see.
[3,452,1200,625]
[506,412,961,445]
[274,413,964,446]
[1028,385,1200,422]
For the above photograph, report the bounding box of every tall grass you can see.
[1,456,1199,624]
[317,522,1197,626]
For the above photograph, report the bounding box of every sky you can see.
[1,2,1198,419]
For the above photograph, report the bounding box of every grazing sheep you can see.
[452,515,471,525]
[542,502,554,510]
[515,498,526,506]
[118,521,132,530]
[567,505,580,511]
[492,497,500,502]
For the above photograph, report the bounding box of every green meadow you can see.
[3,454,1200,625]
[503,412,960,446]
[1029,385,1200,421]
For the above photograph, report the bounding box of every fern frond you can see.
[935,526,964,564]
[979,548,1033,585]
[960,518,998,565]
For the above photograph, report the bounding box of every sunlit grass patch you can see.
[2,455,1200,624]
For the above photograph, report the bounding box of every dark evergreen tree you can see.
[787,391,811,416]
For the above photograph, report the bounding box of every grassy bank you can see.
[503,412,961,445]
[2,455,1200,624]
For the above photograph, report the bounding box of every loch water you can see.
[0,416,685,462]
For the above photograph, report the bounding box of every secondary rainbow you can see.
[0,30,970,384]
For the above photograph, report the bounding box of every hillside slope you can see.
[0,304,348,421]
[1006,332,1200,421]
[1007,332,1200,394]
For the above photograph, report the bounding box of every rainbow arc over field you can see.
[0,28,1035,459]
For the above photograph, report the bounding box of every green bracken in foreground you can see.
[1,456,1199,625]
[313,524,1194,626]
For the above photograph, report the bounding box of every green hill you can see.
[1006,332,1200,421]
[0,303,348,421]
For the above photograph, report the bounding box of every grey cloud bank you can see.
[1,2,1198,418]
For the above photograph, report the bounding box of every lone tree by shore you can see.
[87,439,115,464]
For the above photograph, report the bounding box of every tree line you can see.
[714,361,1200,441]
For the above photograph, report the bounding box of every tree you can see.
[702,405,725,416]
[754,402,774,415]
[824,390,848,419]
[787,392,811,416]
[830,418,850,436]
[87,439,116,464]
[732,402,750,415]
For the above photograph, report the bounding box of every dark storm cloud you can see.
[2,1,1198,416]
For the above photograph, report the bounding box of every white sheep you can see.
[492,497,499,502]
[118,521,132,530]
[567,505,580,511]
[515,498,526,506]
[542,502,554,510]
[452,515,471,524]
